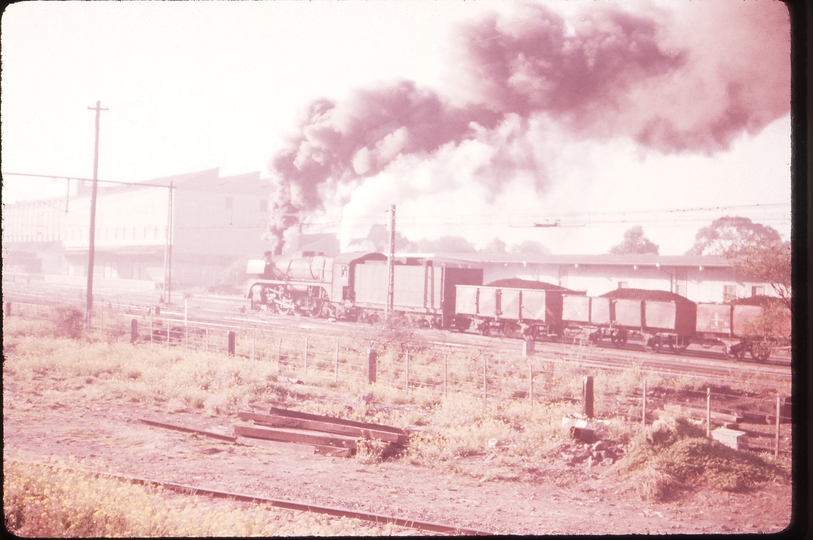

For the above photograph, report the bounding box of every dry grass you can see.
[3,459,394,537]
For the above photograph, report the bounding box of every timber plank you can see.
[238,411,408,444]
[235,437,353,457]
[139,418,237,442]
[234,423,358,449]
[266,406,407,436]
[676,406,743,424]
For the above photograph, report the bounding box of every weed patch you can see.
[618,415,788,501]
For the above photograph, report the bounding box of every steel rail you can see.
[8,461,492,536]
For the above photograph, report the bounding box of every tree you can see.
[609,225,659,255]
[481,238,508,254]
[727,239,791,311]
[686,216,782,256]
[509,240,551,255]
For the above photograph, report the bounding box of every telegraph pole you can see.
[163,181,175,304]
[85,100,108,331]
[385,204,396,321]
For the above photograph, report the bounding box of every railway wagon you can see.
[695,303,791,360]
[564,292,697,348]
[455,283,570,338]
[352,258,483,328]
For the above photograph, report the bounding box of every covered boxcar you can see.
[352,257,483,328]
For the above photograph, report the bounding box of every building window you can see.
[225,197,233,210]
[724,285,737,303]
[751,286,765,297]
[259,199,268,212]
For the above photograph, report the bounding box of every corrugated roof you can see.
[436,252,730,267]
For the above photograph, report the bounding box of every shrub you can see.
[53,305,84,339]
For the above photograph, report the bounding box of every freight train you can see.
[245,252,790,361]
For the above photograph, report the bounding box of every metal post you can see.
[334,339,339,383]
[483,356,487,408]
[4,302,11,317]
[304,337,309,373]
[405,350,410,393]
[277,337,282,365]
[642,379,647,426]
[130,318,138,344]
[149,317,153,343]
[444,355,448,397]
[385,204,395,321]
[582,376,594,419]
[706,387,711,437]
[775,396,781,460]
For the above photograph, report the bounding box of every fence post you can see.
[251,329,256,361]
[642,379,647,426]
[483,356,488,408]
[304,337,309,374]
[334,339,339,383]
[405,350,410,393]
[130,319,138,344]
[277,338,282,366]
[529,360,533,407]
[165,318,169,349]
[367,349,377,384]
[775,396,781,460]
[227,331,236,357]
[706,387,711,437]
[150,318,153,343]
[444,355,448,397]
[582,375,594,419]
[4,302,11,317]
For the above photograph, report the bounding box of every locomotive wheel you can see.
[749,342,771,362]
[307,299,323,318]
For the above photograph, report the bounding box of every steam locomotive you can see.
[245,252,790,361]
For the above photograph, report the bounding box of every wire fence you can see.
[4,300,793,458]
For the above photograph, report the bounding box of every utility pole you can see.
[162,182,175,304]
[385,204,396,321]
[85,100,108,331]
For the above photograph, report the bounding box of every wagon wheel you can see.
[501,321,520,338]
[727,343,747,361]
[749,341,772,362]
[478,322,491,336]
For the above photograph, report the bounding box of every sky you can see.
[1,0,791,256]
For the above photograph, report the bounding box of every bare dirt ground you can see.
[3,376,794,536]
